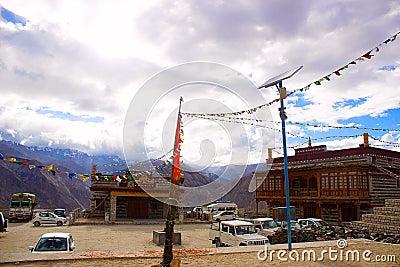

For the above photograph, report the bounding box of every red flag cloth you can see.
[172,113,182,184]
[362,52,373,59]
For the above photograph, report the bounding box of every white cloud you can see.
[0,0,399,165]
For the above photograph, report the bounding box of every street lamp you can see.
[258,66,303,251]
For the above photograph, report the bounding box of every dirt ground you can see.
[1,221,399,266]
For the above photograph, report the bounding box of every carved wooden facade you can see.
[255,140,400,224]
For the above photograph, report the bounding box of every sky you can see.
[0,0,399,168]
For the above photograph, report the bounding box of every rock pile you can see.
[268,225,400,245]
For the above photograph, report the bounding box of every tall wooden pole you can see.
[161,97,183,267]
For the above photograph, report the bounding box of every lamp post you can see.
[258,66,303,251]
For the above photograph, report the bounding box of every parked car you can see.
[209,220,269,247]
[251,217,280,236]
[0,212,8,232]
[29,232,75,253]
[212,211,235,222]
[54,208,67,218]
[32,212,67,227]
[298,218,329,229]
[276,220,302,229]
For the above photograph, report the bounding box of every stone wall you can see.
[350,198,400,235]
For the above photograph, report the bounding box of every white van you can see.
[206,202,238,216]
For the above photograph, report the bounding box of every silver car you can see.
[32,212,67,227]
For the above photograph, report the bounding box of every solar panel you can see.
[258,66,303,89]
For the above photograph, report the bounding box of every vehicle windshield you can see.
[261,220,277,229]
[315,221,329,227]
[291,222,301,228]
[281,221,301,228]
[10,201,20,208]
[235,225,257,235]
[21,201,31,207]
[34,237,68,252]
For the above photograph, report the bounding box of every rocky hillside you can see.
[223,175,255,210]
[0,158,90,210]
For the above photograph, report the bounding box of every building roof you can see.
[271,145,400,164]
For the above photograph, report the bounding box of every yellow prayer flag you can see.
[44,164,53,171]
[78,174,90,182]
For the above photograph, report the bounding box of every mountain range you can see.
[0,140,259,211]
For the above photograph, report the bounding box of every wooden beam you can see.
[110,191,169,198]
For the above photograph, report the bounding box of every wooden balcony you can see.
[291,188,318,197]
[256,190,283,197]
[257,188,369,199]
[321,189,369,197]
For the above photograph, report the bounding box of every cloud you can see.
[0,0,399,165]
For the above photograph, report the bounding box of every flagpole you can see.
[161,96,183,267]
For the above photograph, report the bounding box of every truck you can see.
[209,220,269,247]
[9,193,37,222]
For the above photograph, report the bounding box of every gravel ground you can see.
[1,221,399,266]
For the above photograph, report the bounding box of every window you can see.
[35,237,68,252]
[348,176,353,189]
[262,176,281,191]
[235,225,257,235]
[221,225,229,233]
[229,226,235,235]
[293,178,300,188]
[309,176,317,188]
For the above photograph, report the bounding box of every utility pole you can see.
[258,66,302,251]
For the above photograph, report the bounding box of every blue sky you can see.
[0,5,26,25]
[0,1,399,166]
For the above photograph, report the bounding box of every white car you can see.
[32,212,67,227]
[29,232,75,253]
[212,211,235,222]
[251,217,280,236]
[298,218,329,228]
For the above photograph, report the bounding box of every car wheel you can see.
[34,221,40,227]
[215,238,221,247]
[57,221,63,226]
